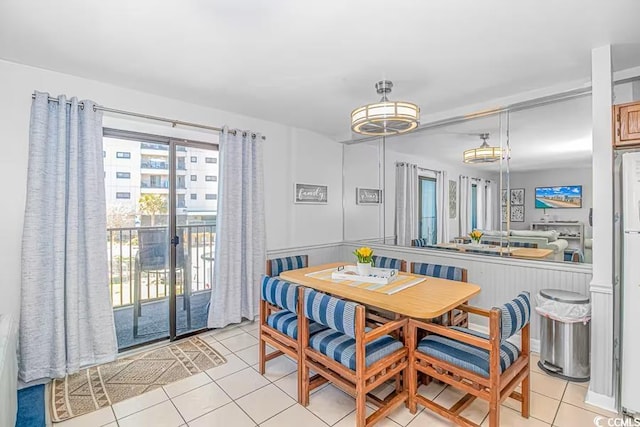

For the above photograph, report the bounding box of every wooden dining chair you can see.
[410,262,468,327]
[407,292,531,427]
[372,255,407,272]
[299,288,409,427]
[266,254,309,277]
[258,276,328,399]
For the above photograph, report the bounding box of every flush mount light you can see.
[351,80,420,136]
[463,133,502,164]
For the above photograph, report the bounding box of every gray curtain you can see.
[208,128,265,328]
[435,170,449,244]
[20,92,117,382]
[395,162,419,246]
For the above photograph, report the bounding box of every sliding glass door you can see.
[104,130,217,350]
[172,142,218,339]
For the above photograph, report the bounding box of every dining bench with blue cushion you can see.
[259,276,327,401]
[410,262,469,327]
[407,292,531,427]
[266,255,308,277]
[299,288,408,427]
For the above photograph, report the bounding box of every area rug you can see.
[50,336,226,422]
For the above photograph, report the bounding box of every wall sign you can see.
[356,188,382,205]
[294,183,328,204]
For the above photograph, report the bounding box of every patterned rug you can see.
[50,336,226,422]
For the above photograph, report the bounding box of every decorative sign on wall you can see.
[510,188,525,222]
[356,188,382,205]
[448,180,457,218]
[294,183,328,204]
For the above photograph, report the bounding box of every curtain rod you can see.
[395,162,441,174]
[31,93,266,140]
[460,176,492,183]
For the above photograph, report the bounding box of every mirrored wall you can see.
[343,94,593,264]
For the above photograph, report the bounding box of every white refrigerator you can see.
[621,151,640,415]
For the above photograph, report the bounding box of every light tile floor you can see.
[54,320,620,427]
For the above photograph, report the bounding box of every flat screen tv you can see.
[535,185,582,209]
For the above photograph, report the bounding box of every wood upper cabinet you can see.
[614,101,640,147]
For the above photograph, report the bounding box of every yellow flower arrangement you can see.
[469,230,483,243]
[353,246,374,264]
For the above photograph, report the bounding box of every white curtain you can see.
[476,180,486,230]
[435,170,449,243]
[20,92,117,382]
[395,163,419,246]
[208,128,265,328]
[485,180,498,230]
[458,176,473,236]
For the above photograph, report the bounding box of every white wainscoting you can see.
[341,242,593,346]
[267,242,344,267]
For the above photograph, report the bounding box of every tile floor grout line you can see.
[167,397,188,426]
[551,381,569,426]
[252,401,299,426]
[179,400,237,426]
[108,386,169,422]
[200,367,262,426]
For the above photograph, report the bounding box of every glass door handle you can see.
[171,236,180,246]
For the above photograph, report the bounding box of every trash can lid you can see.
[540,289,589,304]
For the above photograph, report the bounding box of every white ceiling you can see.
[1,0,639,142]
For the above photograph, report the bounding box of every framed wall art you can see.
[510,205,525,222]
[356,188,382,205]
[294,183,328,204]
[448,180,457,218]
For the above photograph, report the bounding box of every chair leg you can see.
[355,381,367,427]
[522,372,531,418]
[407,324,418,414]
[258,301,266,375]
[300,357,310,406]
[488,382,500,427]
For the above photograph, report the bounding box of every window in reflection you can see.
[418,176,437,244]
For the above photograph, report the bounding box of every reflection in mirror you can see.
[507,95,592,264]
[384,113,504,249]
[342,93,594,264]
[343,139,384,242]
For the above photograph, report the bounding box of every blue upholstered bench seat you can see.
[417,327,520,378]
[309,328,404,370]
[266,310,328,340]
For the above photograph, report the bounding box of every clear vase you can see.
[356,262,372,276]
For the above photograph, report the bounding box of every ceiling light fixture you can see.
[351,80,420,136]
[463,133,502,164]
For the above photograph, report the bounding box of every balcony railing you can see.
[107,224,216,308]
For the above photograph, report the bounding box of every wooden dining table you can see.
[279,262,481,319]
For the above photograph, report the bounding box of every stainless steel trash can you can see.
[538,289,590,382]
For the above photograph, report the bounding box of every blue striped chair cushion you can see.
[269,255,307,277]
[304,289,357,338]
[309,328,404,370]
[497,292,531,341]
[411,238,429,247]
[411,262,465,281]
[261,276,298,312]
[266,310,328,340]
[372,256,403,270]
[417,327,520,377]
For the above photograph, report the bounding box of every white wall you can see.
[0,59,343,319]
[509,167,593,237]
